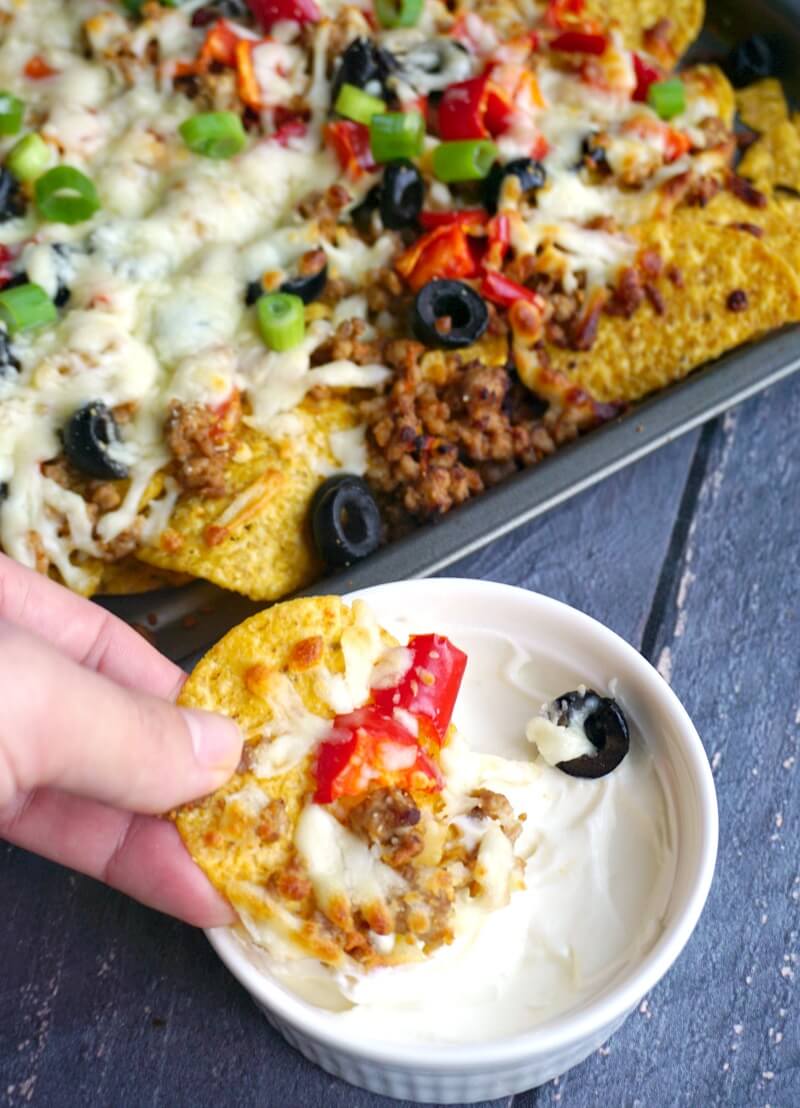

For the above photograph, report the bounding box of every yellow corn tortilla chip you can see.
[738,119,800,193]
[682,64,736,128]
[699,190,800,274]
[584,0,704,58]
[174,596,397,964]
[138,395,362,601]
[518,216,800,405]
[97,559,192,596]
[735,79,789,132]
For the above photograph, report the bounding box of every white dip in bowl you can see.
[207,579,717,1103]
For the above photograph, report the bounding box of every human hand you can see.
[0,555,242,926]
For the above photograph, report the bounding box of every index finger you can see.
[0,555,185,699]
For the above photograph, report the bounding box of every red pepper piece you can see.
[550,30,608,54]
[481,270,546,311]
[324,120,375,178]
[272,118,308,145]
[371,634,467,744]
[419,208,489,231]
[247,0,320,29]
[24,55,58,80]
[313,707,443,803]
[438,75,514,141]
[632,53,662,102]
[396,224,479,291]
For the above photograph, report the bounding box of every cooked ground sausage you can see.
[165,400,233,499]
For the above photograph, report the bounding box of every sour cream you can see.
[232,625,676,1044]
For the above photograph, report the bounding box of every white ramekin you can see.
[207,579,718,1104]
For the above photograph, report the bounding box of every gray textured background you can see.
[1,374,798,1107]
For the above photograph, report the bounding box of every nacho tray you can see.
[101,0,800,666]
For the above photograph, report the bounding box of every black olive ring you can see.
[549,689,631,779]
[483,157,547,214]
[379,160,424,231]
[310,474,382,568]
[412,279,489,350]
[62,401,129,480]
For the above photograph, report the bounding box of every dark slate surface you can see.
[2,376,798,1108]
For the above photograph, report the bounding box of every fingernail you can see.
[182,708,242,773]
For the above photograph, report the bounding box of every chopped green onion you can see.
[35,166,101,225]
[369,111,425,163]
[179,111,247,159]
[0,283,57,334]
[6,133,49,182]
[374,0,423,28]
[432,139,498,182]
[0,91,24,136]
[335,82,386,126]
[257,292,305,351]
[647,78,685,121]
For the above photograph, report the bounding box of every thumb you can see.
[0,621,241,814]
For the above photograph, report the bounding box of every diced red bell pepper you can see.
[272,117,308,145]
[371,634,467,745]
[550,30,608,55]
[247,0,320,28]
[632,53,662,102]
[313,707,443,804]
[438,74,514,141]
[235,40,262,110]
[481,270,546,311]
[199,20,240,68]
[396,224,479,291]
[419,208,489,232]
[24,55,58,80]
[324,120,375,178]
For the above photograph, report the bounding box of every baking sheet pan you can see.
[100,0,800,666]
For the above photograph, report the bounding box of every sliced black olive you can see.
[580,133,610,173]
[191,1,251,26]
[0,482,7,503]
[332,38,397,103]
[280,255,328,304]
[483,157,547,214]
[350,184,381,236]
[379,160,423,230]
[0,329,19,379]
[0,169,26,223]
[62,402,129,480]
[547,689,630,779]
[725,35,774,88]
[310,474,382,568]
[245,279,264,306]
[397,39,472,94]
[412,279,489,349]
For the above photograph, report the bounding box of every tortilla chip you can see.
[735,79,789,133]
[738,119,800,192]
[173,596,396,961]
[683,64,736,128]
[97,559,191,595]
[518,217,800,405]
[699,190,800,274]
[137,395,362,601]
[584,0,704,58]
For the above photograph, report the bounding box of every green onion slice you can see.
[257,292,305,351]
[369,111,425,163]
[647,78,686,121]
[432,139,498,182]
[0,283,57,334]
[335,82,386,126]
[0,91,24,136]
[374,0,423,28]
[6,133,49,182]
[179,111,247,159]
[35,166,101,225]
